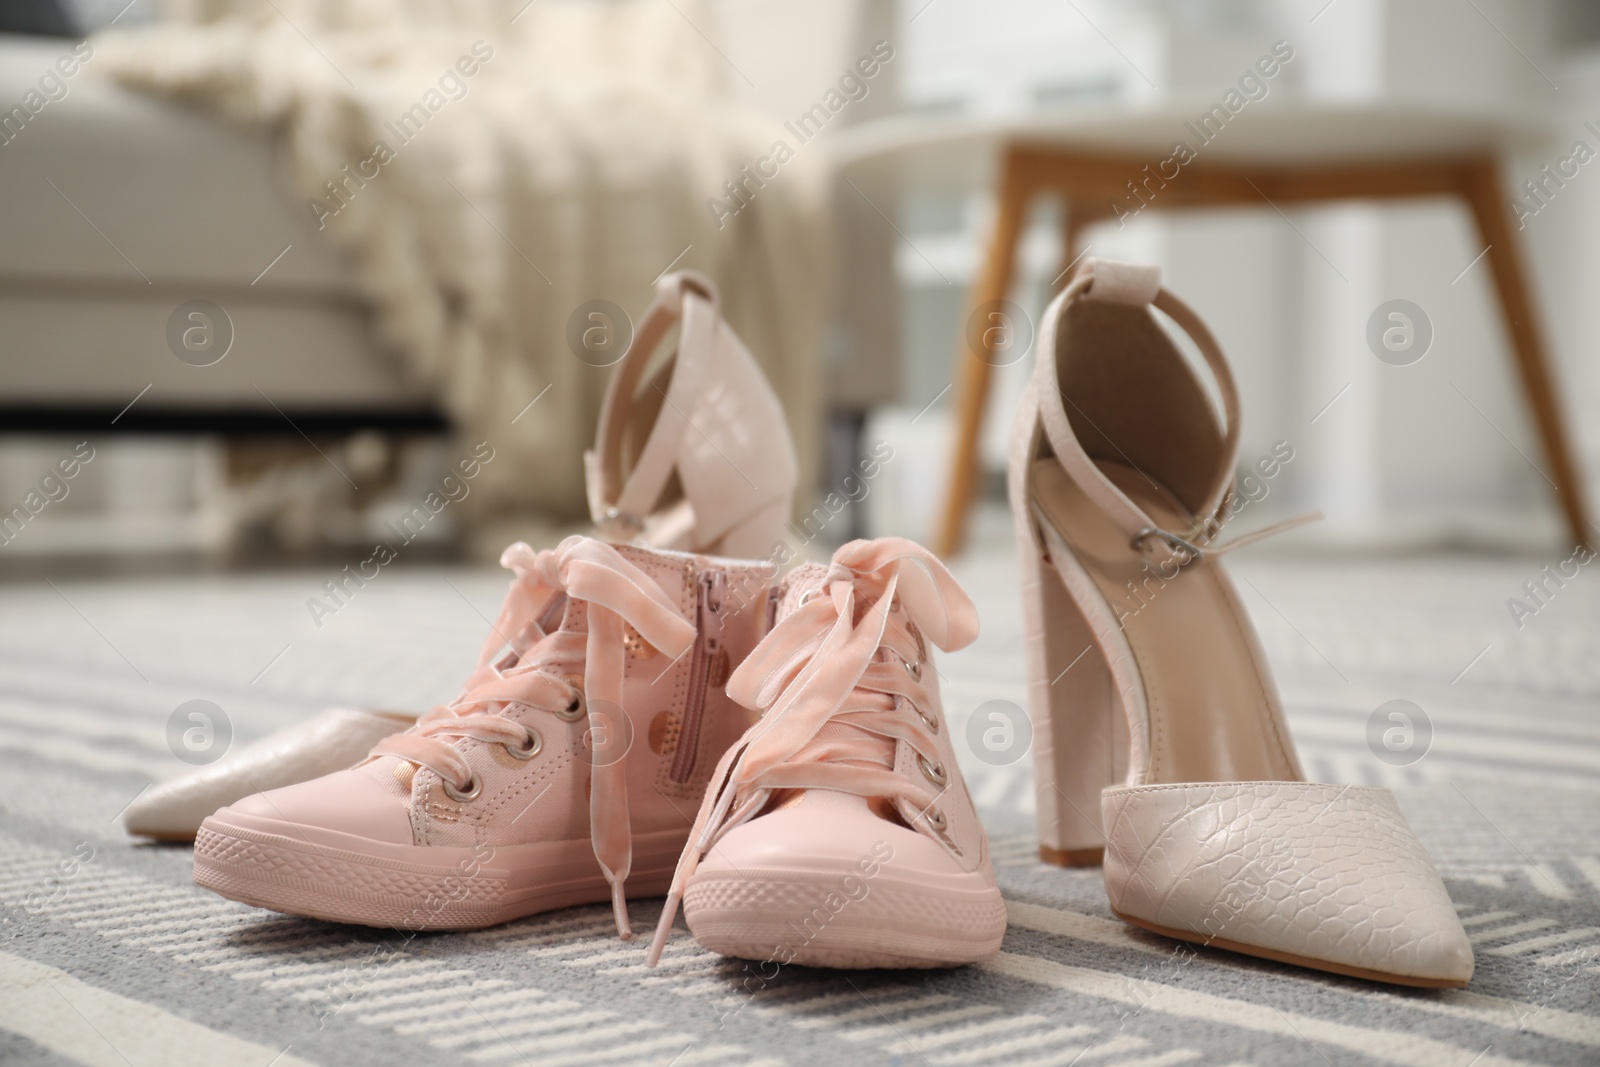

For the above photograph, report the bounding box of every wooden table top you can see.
[826,104,1557,193]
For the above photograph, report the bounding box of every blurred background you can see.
[8,10,1600,1058]
[5,10,1600,1060]
[2,0,1597,572]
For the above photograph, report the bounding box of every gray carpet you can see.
[2,542,1598,1066]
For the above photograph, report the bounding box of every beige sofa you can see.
[0,33,440,435]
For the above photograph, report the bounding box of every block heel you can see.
[1015,524,1119,866]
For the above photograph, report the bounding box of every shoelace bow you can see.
[645,537,978,965]
[372,536,695,940]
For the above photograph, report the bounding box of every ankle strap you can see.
[1034,259,1244,563]
[585,271,719,537]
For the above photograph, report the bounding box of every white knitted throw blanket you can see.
[96,0,825,526]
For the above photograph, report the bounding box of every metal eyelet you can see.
[556,691,586,723]
[918,755,948,787]
[916,705,940,734]
[505,728,542,760]
[924,807,948,832]
[443,773,482,802]
[903,657,923,682]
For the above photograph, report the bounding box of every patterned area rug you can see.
[2,541,1598,1066]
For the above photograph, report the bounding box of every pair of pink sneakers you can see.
[193,273,1007,970]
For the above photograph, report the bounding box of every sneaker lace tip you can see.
[644,891,682,967]
[610,884,633,941]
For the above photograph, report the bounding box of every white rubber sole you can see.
[194,810,687,930]
[682,868,1006,969]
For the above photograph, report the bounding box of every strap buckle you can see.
[1130,526,1204,566]
[597,506,646,542]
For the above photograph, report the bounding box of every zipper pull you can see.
[700,569,726,651]
[702,569,731,691]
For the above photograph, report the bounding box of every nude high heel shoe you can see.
[1010,259,1473,987]
[586,270,798,560]
[122,708,416,841]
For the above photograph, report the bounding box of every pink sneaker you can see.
[647,538,1007,969]
[129,270,796,847]
[194,536,776,935]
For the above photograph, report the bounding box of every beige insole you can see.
[1032,458,1302,785]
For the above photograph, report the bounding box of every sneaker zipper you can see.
[670,568,725,783]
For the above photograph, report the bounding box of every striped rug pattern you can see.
[1,547,1597,1066]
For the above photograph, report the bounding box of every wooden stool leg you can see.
[933,158,1031,557]
[1054,201,1095,292]
[1460,161,1594,549]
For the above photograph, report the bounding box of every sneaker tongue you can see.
[772,787,872,814]
[508,592,586,682]
[775,562,901,669]
[747,562,916,833]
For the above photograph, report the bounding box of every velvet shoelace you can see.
[645,537,978,965]
[372,536,695,939]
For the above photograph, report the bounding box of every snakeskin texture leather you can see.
[1102,781,1474,984]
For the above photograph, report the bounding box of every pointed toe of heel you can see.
[1102,782,1473,987]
